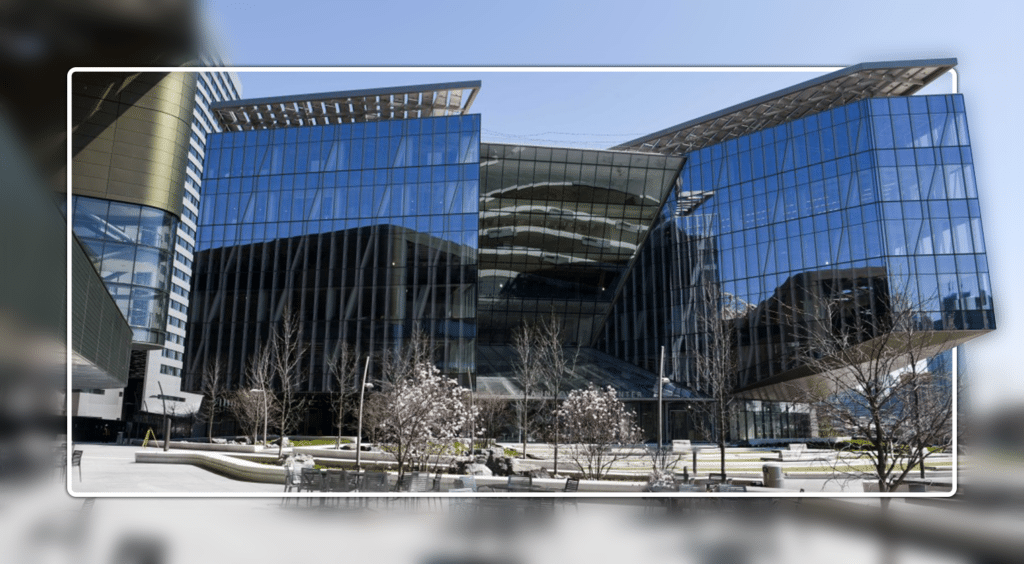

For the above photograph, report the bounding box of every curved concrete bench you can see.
[135,450,284,484]
[135,449,649,491]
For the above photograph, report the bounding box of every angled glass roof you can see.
[613,59,956,155]
[211,81,481,131]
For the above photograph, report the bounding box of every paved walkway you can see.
[70,443,284,494]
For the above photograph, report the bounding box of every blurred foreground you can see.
[1,2,1023,563]
[4,462,1024,564]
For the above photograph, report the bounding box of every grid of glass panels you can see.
[186,115,480,391]
[598,206,718,384]
[869,95,993,331]
[68,195,177,345]
[476,143,683,354]
[601,94,993,393]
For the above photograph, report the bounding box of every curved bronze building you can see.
[70,72,197,347]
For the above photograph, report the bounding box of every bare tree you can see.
[557,385,642,480]
[227,389,264,445]
[907,354,953,480]
[644,444,684,489]
[794,286,954,493]
[267,305,308,456]
[327,342,358,449]
[170,402,201,439]
[245,341,278,446]
[199,357,225,443]
[692,278,739,482]
[534,313,578,475]
[512,321,544,458]
[475,396,514,446]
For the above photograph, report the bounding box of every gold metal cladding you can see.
[70,71,198,218]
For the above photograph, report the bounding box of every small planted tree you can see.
[692,278,739,482]
[268,305,308,456]
[534,313,577,475]
[557,385,642,480]
[474,396,515,446]
[199,357,224,443]
[227,389,270,446]
[327,342,358,449]
[244,343,278,445]
[512,321,543,458]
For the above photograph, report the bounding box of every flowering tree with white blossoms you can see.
[557,385,642,480]
[377,330,478,481]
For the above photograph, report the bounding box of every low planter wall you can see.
[133,450,649,491]
[129,439,264,453]
[292,446,396,462]
[135,450,284,484]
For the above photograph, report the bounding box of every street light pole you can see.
[157,382,170,452]
[261,390,268,446]
[355,356,371,471]
[658,346,665,451]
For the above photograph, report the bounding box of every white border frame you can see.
[66,65,959,499]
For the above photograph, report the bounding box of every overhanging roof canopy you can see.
[211,81,481,131]
[613,59,957,155]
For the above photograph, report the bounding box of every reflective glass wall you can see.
[475,144,682,382]
[600,94,993,394]
[68,195,177,346]
[869,95,993,331]
[477,144,682,345]
[186,115,480,390]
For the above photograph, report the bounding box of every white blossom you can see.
[376,358,478,479]
[556,385,641,480]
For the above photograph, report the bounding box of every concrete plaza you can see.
[66,442,953,495]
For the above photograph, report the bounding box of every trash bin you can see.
[116,431,124,445]
[762,462,785,488]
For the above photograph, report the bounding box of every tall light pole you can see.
[658,346,666,450]
[354,356,371,471]
[157,382,170,452]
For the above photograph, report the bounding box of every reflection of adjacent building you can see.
[188,223,476,395]
[729,266,894,395]
[183,83,482,432]
[474,144,683,384]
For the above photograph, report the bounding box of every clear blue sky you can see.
[203,0,1023,411]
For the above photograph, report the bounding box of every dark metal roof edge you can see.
[480,141,686,159]
[611,58,958,150]
[211,80,483,110]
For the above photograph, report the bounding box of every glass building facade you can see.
[598,94,994,439]
[475,144,684,389]
[181,63,995,441]
[66,195,178,346]
[186,114,481,390]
